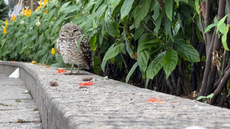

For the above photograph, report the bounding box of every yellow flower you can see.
[44,10,48,14]
[12,13,16,21]
[5,20,8,27]
[25,9,31,17]
[32,61,38,64]
[44,0,48,5]
[39,0,42,8]
[22,8,25,15]
[36,20,41,26]
[51,48,55,55]
[3,27,7,34]
[36,7,40,12]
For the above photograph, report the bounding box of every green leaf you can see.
[165,18,173,41]
[133,0,152,26]
[138,50,149,74]
[84,1,96,14]
[154,11,164,35]
[146,52,165,79]
[110,0,122,13]
[89,34,97,51]
[125,42,135,58]
[221,25,230,51]
[174,0,188,6]
[53,15,65,30]
[163,48,178,79]
[105,8,120,37]
[152,2,160,21]
[77,35,84,54]
[207,93,214,98]
[165,0,173,21]
[103,43,124,61]
[120,0,135,19]
[195,0,200,14]
[145,77,150,88]
[101,60,107,72]
[204,24,216,33]
[58,2,71,16]
[216,15,228,34]
[126,62,138,83]
[197,96,207,100]
[134,27,144,40]
[137,39,159,53]
[204,17,218,33]
[174,39,200,62]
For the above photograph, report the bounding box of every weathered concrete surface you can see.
[0,74,42,129]
[1,61,230,129]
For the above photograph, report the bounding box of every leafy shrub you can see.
[0,0,9,20]
[0,0,201,94]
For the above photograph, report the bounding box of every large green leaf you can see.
[154,11,164,35]
[110,0,122,13]
[126,62,138,83]
[58,2,70,16]
[53,15,65,30]
[152,2,160,21]
[105,8,120,37]
[146,52,165,79]
[89,34,97,51]
[216,15,228,34]
[174,39,200,62]
[195,0,200,14]
[221,25,230,51]
[103,43,124,61]
[120,0,135,19]
[163,48,178,79]
[174,0,188,6]
[165,0,173,21]
[137,39,159,53]
[165,18,173,41]
[84,1,96,14]
[134,27,144,40]
[138,50,149,74]
[204,17,218,33]
[133,0,152,26]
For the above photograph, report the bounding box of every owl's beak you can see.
[70,32,73,37]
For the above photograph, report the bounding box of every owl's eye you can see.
[73,29,78,33]
[64,30,68,33]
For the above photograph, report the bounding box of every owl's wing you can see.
[56,38,61,55]
[80,37,92,67]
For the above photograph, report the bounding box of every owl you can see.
[56,23,92,74]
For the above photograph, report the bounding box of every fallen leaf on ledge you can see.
[147,97,165,103]
[78,81,93,86]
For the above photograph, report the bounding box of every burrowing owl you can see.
[56,23,92,74]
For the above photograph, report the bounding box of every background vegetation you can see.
[1,0,230,108]
[0,0,10,20]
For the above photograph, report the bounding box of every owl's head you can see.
[59,23,82,38]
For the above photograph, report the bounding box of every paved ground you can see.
[0,74,42,129]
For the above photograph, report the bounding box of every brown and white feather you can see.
[56,23,92,69]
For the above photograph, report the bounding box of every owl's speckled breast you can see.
[57,38,87,67]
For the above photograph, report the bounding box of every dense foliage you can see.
[0,0,10,20]
[1,0,230,107]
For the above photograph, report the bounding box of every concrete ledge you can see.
[1,61,230,129]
